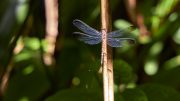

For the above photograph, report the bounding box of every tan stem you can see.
[44,0,59,66]
[100,0,114,101]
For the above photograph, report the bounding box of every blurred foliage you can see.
[0,0,180,101]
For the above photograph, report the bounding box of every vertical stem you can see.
[44,0,59,66]
[100,0,114,101]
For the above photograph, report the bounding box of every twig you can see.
[125,0,150,36]
[100,0,114,101]
[0,62,13,94]
[0,10,31,96]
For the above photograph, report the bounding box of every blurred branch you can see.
[0,7,31,96]
[44,0,59,66]
[0,62,13,96]
[125,0,150,37]
[100,0,114,101]
[136,11,151,36]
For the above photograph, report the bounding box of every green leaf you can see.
[155,0,179,17]
[113,59,135,84]
[140,83,180,101]
[72,64,101,90]
[122,88,148,101]
[4,61,50,101]
[152,66,180,87]
[114,19,132,29]
[163,55,180,70]
[4,45,50,101]
[115,93,124,101]
[45,88,103,101]
[16,0,29,23]
[23,37,41,50]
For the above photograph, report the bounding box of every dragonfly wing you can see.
[107,38,135,47]
[73,32,101,45]
[73,19,101,36]
[108,26,135,38]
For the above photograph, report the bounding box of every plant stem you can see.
[100,0,114,101]
[44,0,59,66]
[125,0,150,36]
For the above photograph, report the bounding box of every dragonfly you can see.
[73,19,135,47]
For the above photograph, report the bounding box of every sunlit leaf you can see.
[155,0,179,17]
[149,42,163,56]
[114,19,132,29]
[24,37,40,50]
[173,27,180,44]
[144,60,158,75]
[16,0,29,23]
[163,55,180,70]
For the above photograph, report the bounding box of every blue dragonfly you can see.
[73,19,135,47]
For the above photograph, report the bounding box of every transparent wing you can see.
[107,38,135,47]
[108,26,135,38]
[73,32,101,45]
[73,19,101,36]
